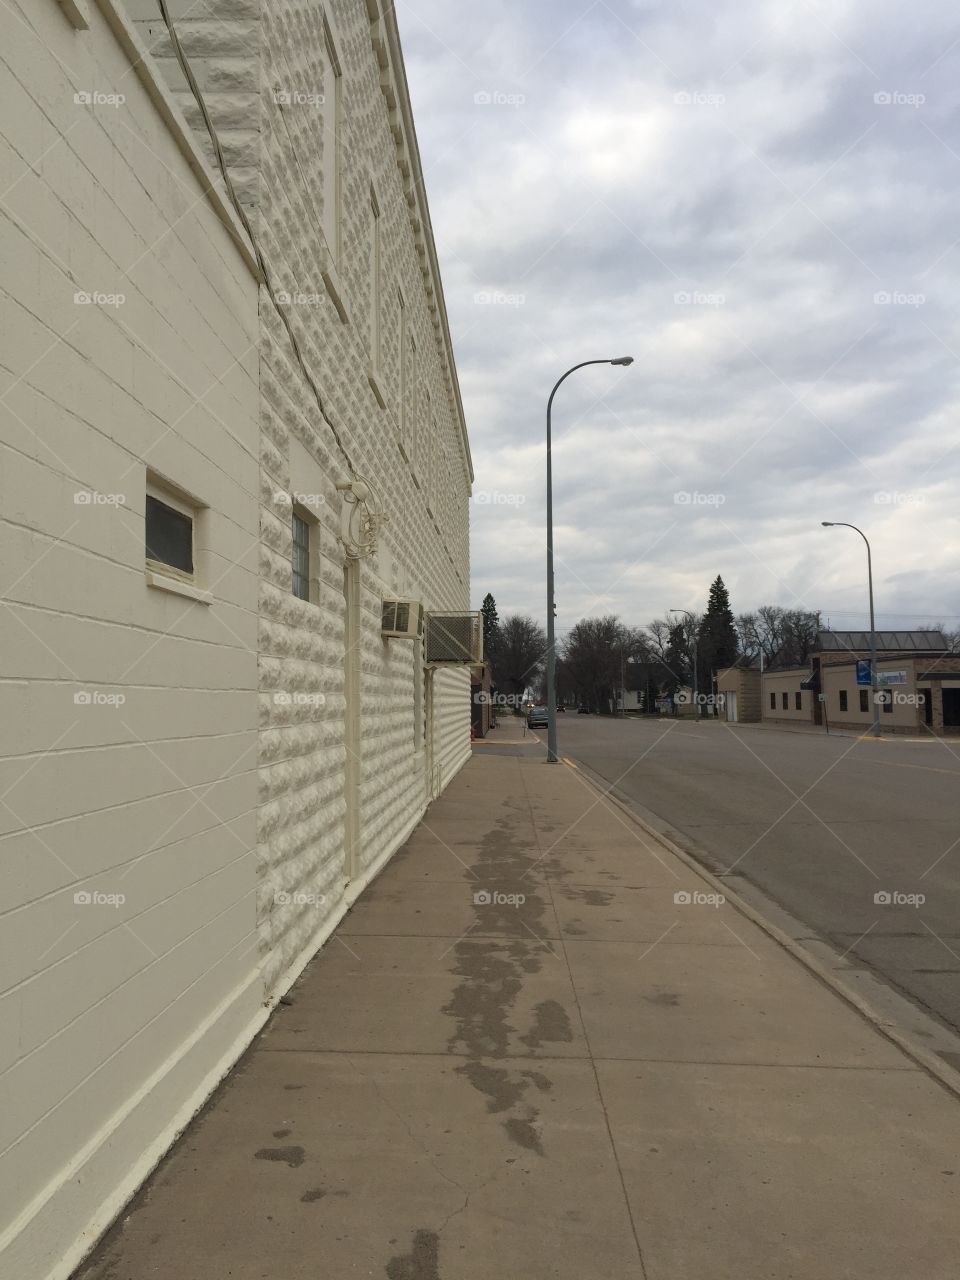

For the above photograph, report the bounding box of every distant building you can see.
[762,632,959,733]
[717,666,762,722]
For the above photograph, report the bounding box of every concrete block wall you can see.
[0,3,262,1278]
[115,0,472,979]
[251,0,473,988]
[122,0,262,209]
[2,0,471,1273]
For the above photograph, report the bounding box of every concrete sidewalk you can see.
[76,742,960,1279]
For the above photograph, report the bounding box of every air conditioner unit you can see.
[425,611,483,664]
[381,599,423,639]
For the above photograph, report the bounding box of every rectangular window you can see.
[322,21,343,264]
[839,690,848,712]
[781,692,788,710]
[146,493,193,575]
[770,692,776,710]
[795,691,802,711]
[882,690,894,713]
[291,511,311,601]
[369,187,381,368]
[859,689,869,712]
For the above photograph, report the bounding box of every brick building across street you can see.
[762,632,958,734]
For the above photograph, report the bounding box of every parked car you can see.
[526,705,549,728]
[577,704,591,714]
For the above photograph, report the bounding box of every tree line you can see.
[481,584,960,715]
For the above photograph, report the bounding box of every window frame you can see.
[781,691,788,710]
[769,691,776,710]
[839,689,848,713]
[143,475,211,604]
[290,501,320,606]
[859,689,869,713]
[795,691,802,711]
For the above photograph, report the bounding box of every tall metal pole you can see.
[546,358,633,762]
[546,380,558,761]
[865,535,879,737]
[821,522,880,738]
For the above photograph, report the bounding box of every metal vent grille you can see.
[425,611,483,663]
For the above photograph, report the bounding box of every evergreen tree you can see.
[480,593,500,660]
[698,576,739,709]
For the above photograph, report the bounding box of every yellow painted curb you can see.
[474,734,541,745]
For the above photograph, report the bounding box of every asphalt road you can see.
[547,714,960,1037]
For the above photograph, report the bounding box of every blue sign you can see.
[856,660,872,686]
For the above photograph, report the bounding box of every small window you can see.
[146,493,193,576]
[291,511,311,601]
[859,689,869,712]
[770,692,776,710]
[781,692,788,710]
[839,690,848,712]
[795,692,802,711]
[882,689,894,713]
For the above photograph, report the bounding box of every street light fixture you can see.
[821,521,880,738]
[669,608,699,719]
[545,357,634,762]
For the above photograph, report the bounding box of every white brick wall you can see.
[1,0,471,1274]
[0,2,261,1277]
[145,0,472,988]
[250,0,472,990]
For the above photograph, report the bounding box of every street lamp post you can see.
[669,608,699,719]
[546,357,634,762]
[821,521,880,737]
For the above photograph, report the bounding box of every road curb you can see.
[567,755,960,1105]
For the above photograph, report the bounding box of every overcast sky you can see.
[397,0,960,638]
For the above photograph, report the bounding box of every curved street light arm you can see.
[545,358,633,761]
[821,520,878,736]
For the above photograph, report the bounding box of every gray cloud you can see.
[399,0,960,632]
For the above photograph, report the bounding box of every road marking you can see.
[563,757,578,769]
[846,757,960,778]
[857,735,942,745]
[474,736,539,745]
[476,737,537,747]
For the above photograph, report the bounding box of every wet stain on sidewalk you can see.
[520,999,573,1050]
[385,1228,441,1280]
[253,1145,305,1167]
[442,837,563,1155]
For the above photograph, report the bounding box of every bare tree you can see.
[492,614,547,699]
[563,616,629,712]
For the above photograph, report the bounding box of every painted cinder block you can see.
[1,1,471,1276]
